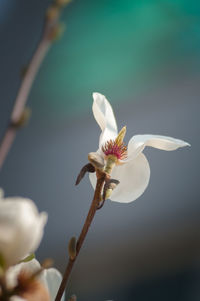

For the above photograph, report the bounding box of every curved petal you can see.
[6,259,41,288]
[9,259,49,301]
[7,259,64,301]
[89,153,150,203]
[127,134,190,160]
[42,268,65,301]
[92,93,118,147]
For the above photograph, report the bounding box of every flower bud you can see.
[0,194,47,267]
[10,107,31,129]
[46,5,60,21]
[103,179,120,200]
[48,23,65,41]
[68,237,76,260]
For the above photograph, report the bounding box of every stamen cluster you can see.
[102,139,127,160]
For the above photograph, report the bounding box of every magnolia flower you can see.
[0,191,47,267]
[6,259,65,301]
[89,93,190,203]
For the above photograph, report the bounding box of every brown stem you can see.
[0,127,17,170]
[0,36,51,170]
[0,5,62,170]
[55,171,106,301]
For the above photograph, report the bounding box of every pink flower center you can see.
[102,139,127,160]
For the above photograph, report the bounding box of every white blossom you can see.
[89,92,190,203]
[0,193,47,267]
[6,259,65,301]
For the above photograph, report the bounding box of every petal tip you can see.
[92,92,103,100]
[185,142,191,147]
[179,140,191,148]
[41,212,48,226]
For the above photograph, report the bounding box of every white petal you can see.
[89,171,97,190]
[0,188,4,199]
[42,268,65,301]
[92,92,118,147]
[6,259,41,289]
[0,197,47,267]
[6,259,64,301]
[28,212,48,256]
[10,297,26,301]
[128,134,190,159]
[89,153,150,203]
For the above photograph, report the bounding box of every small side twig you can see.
[0,1,69,170]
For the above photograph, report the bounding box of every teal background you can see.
[30,0,200,117]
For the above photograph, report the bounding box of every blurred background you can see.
[0,0,200,300]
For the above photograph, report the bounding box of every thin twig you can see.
[0,2,65,170]
[0,37,51,169]
[55,170,107,301]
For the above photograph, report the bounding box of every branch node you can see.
[103,178,120,201]
[68,237,77,260]
[10,107,31,130]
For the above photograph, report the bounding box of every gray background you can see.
[0,1,200,300]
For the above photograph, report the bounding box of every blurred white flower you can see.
[6,259,65,301]
[0,193,47,267]
[42,266,65,301]
[89,92,190,203]
[10,297,25,301]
